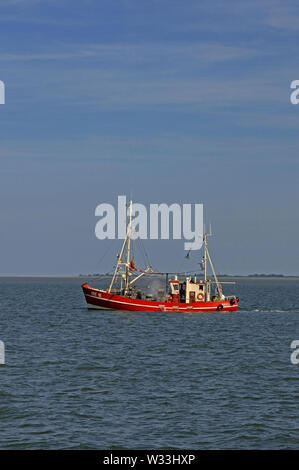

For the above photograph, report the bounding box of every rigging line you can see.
[136,237,151,268]
[131,238,135,263]
[141,238,152,268]
[131,265,206,276]
[141,240,150,267]
[176,249,192,274]
[134,237,145,265]
[95,238,116,271]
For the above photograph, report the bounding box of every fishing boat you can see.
[82,201,238,313]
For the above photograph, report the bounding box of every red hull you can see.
[82,284,238,313]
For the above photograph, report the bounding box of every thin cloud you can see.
[266,6,299,29]
[0,0,39,5]
[0,42,263,64]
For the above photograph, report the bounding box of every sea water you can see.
[0,277,298,449]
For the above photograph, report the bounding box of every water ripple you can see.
[0,277,299,449]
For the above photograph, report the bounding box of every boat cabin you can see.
[169,276,209,303]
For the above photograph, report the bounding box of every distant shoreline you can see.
[0,274,298,280]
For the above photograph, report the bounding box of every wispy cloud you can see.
[0,0,39,5]
[0,40,289,113]
[0,42,263,63]
[266,4,299,29]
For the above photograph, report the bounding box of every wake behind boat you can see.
[82,200,239,313]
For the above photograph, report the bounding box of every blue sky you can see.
[0,0,298,275]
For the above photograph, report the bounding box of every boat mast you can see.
[108,199,133,294]
[124,199,133,295]
[206,246,223,298]
[203,231,207,283]
[203,229,223,298]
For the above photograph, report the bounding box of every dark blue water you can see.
[0,277,298,449]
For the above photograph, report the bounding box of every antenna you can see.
[205,221,212,238]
